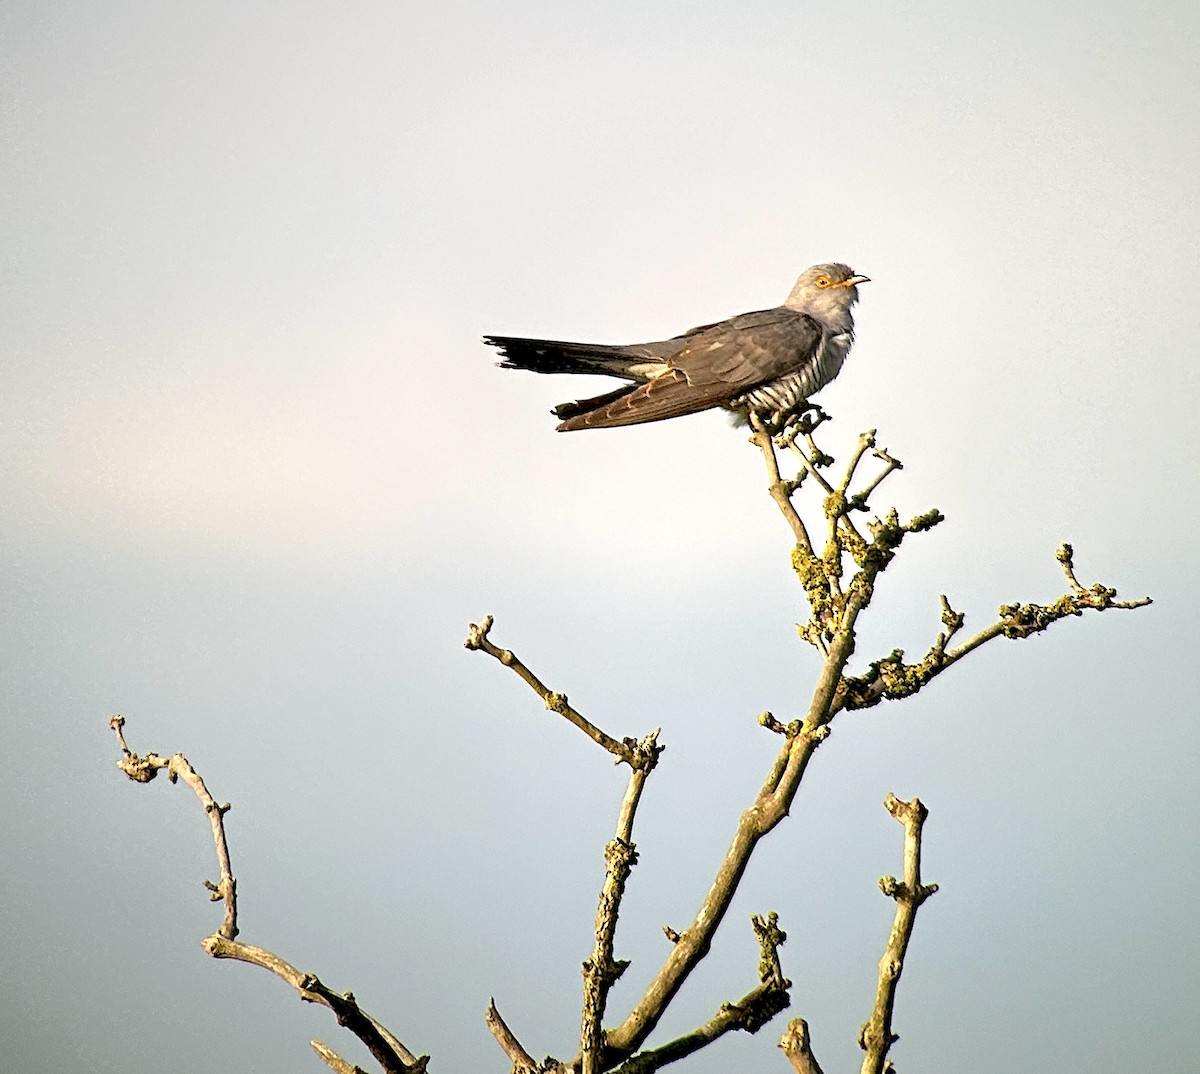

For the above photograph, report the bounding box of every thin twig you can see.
[110,715,238,941]
[485,998,545,1073]
[837,548,1153,713]
[312,1039,368,1074]
[837,429,878,495]
[465,616,654,767]
[851,448,902,508]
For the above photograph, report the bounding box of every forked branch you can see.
[109,717,425,1074]
[607,914,792,1074]
[465,617,664,1072]
[858,794,939,1074]
[594,421,1148,1067]
[837,543,1152,713]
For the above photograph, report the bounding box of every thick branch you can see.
[603,577,873,1062]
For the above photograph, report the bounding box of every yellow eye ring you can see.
[815,275,831,288]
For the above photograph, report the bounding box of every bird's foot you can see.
[767,402,831,445]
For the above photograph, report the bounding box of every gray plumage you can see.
[484,263,869,432]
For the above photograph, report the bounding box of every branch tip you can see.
[463,614,495,650]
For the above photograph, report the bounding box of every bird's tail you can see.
[483,335,662,379]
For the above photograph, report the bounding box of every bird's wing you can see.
[556,369,704,429]
[556,308,822,430]
[669,308,823,390]
[552,384,645,422]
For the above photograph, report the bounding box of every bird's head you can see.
[784,263,870,324]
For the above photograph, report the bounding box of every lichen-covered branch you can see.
[838,543,1152,713]
[109,717,425,1074]
[606,915,791,1074]
[755,424,1149,708]
[582,737,661,1074]
[465,418,1148,1074]
[601,515,893,1062]
[594,424,1148,1067]
[858,794,939,1074]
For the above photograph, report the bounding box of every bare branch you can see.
[582,741,659,1074]
[465,616,659,768]
[836,429,880,496]
[312,1039,369,1074]
[464,620,665,1072]
[474,418,1150,1074]
[749,418,815,552]
[202,936,426,1073]
[607,916,791,1074]
[603,585,871,1061]
[779,1018,824,1074]
[110,714,238,941]
[486,999,552,1073]
[858,794,939,1074]
[110,717,424,1074]
[608,982,790,1074]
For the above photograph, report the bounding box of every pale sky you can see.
[2,3,1198,1072]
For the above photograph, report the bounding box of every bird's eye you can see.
[815,276,831,288]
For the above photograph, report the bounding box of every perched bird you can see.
[484,263,869,431]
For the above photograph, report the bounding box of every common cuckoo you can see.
[484,263,868,431]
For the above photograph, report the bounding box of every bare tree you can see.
[111,411,1148,1073]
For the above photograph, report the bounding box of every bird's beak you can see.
[845,275,870,287]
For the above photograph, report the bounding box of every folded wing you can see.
[557,308,822,430]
